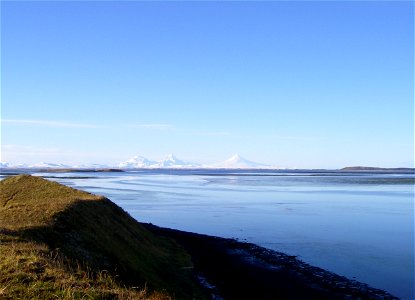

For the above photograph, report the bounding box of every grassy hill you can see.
[0,175,205,299]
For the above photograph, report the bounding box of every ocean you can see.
[3,169,414,299]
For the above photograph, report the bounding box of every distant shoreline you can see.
[340,166,415,172]
[1,166,414,174]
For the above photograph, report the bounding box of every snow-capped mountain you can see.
[1,163,29,168]
[118,156,157,168]
[1,162,71,169]
[209,154,270,169]
[0,162,9,168]
[28,162,71,169]
[119,154,200,169]
[0,162,112,169]
[155,154,200,168]
[72,163,111,169]
[156,154,184,167]
[3,154,274,170]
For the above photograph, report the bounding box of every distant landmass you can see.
[1,153,276,170]
[209,153,269,169]
[341,166,415,172]
[2,157,414,171]
[118,153,272,169]
[0,162,111,169]
[119,153,201,169]
[38,168,124,173]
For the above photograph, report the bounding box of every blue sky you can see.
[1,1,414,168]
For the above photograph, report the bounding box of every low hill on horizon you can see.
[341,166,415,172]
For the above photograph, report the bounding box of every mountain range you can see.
[117,153,270,169]
[118,154,201,169]
[1,154,274,170]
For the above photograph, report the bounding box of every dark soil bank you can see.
[144,224,399,300]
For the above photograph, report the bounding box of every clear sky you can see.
[1,1,414,168]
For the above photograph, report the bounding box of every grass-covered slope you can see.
[0,175,204,299]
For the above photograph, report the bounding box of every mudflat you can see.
[145,224,399,300]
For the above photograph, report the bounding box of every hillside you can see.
[0,175,399,299]
[0,175,204,299]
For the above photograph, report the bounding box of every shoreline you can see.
[143,223,399,300]
[1,173,410,299]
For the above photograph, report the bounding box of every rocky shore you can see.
[145,224,399,300]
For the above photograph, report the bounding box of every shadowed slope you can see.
[0,175,205,299]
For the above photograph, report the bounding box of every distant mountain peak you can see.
[162,153,181,163]
[158,154,186,167]
[29,162,71,169]
[211,154,269,169]
[2,154,275,170]
[226,153,245,162]
[118,155,157,168]
[0,162,10,168]
[119,154,199,169]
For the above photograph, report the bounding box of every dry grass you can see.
[1,174,105,230]
[0,175,206,299]
[0,232,170,299]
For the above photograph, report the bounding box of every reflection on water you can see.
[1,170,414,299]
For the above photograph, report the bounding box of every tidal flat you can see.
[1,169,414,299]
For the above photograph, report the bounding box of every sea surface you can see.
[2,169,414,299]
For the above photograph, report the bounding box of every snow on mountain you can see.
[118,156,157,168]
[119,154,200,169]
[0,162,71,169]
[156,154,184,167]
[72,163,111,169]
[0,162,10,168]
[4,163,30,169]
[0,162,111,169]
[155,154,200,168]
[209,154,270,169]
[4,154,274,170]
[28,162,71,169]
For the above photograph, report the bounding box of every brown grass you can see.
[0,232,171,299]
[0,175,206,299]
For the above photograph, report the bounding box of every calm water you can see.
[4,170,414,299]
